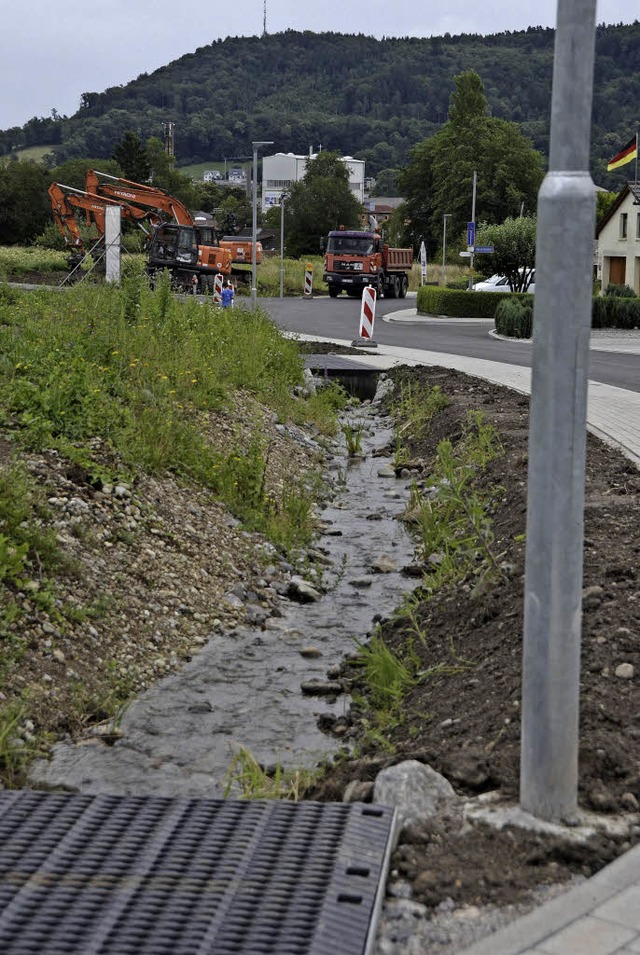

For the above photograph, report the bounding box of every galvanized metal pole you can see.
[279,195,285,299]
[468,170,477,289]
[251,145,258,307]
[441,214,450,286]
[251,141,273,307]
[520,0,598,823]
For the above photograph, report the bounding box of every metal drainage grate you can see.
[0,791,397,955]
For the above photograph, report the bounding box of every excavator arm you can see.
[48,182,88,251]
[85,170,193,225]
[48,182,158,272]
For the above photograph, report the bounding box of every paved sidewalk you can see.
[300,327,640,955]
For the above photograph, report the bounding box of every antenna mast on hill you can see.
[162,122,175,158]
[263,0,267,36]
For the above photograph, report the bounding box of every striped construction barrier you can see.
[358,285,377,342]
[304,262,313,298]
[214,272,224,305]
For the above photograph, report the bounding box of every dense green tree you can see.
[50,157,122,190]
[370,168,401,196]
[399,72,545,259]
[475,216,537,292]
[382,204,412,248]
[284,151,362,258]
[191,181,226,213]
[216,194,252,236]
[0,160,51,244]
[112,131,151,182]
[596,188,619,223]
[145,137,196,206]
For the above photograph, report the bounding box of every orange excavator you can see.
[83,169,232,291]
[48,181,159,272]
[85,170,262,283]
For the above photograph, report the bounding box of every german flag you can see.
[607,135,638,172]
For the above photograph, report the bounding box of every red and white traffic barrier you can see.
[304,263,313,298]
[213,272,224,305]
[358,285,377,342]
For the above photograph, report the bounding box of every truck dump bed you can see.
[385,247,413,270]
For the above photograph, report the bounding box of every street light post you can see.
[251,141,274,307]
[279,194,286,299]
[441,214,452,287]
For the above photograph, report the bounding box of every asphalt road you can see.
[259,294,640,394]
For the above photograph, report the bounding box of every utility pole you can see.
[279,194,286,299]
[468,170,477,289]
[441,214,451,287]
[251,141,274,307]
[520,0,598,823]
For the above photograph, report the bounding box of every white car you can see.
[472,274,511,291]
[473,270,535,293]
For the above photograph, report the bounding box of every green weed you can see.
[392,380,450,441]
[355,632,416,710]
[404,411,504,584]
[0,702,33,787]
[223,745,317,800]
[341,417,365,457]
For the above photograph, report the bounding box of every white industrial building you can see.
[262,151,365,212]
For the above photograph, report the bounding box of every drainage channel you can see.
[29,400,417,799]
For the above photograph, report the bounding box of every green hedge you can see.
[416,285,532,318]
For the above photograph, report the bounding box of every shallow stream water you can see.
[30,408,418,797]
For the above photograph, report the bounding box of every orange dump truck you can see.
[322,230,413,298]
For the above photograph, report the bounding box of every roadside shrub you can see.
[605,283,636,298]
[494,298,532,339]
[592,295,640,329]
[445,279,469,291]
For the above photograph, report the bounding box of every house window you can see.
[636,213,640,240]
[620,213,628,239]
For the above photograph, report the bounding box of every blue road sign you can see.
[474,246,494,253]
[467,221,475,246]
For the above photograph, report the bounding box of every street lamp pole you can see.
[441,214,452,287]
[251,141,274,307]
[279,194,286,299]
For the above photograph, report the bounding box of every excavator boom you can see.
[86,170,193,225]
[49,182,151,251]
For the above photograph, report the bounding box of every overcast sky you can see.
[1,0,637,130]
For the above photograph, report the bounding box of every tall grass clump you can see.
[402,411,504,592]
[0,247,68,275]
[0,278,341,548]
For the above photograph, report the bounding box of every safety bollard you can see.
[351,285,378,348]
[303,262,313,298]
[213,273,224,306]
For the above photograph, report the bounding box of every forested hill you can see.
[3,23,639,185]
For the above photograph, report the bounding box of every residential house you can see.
[596,182,640,293]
